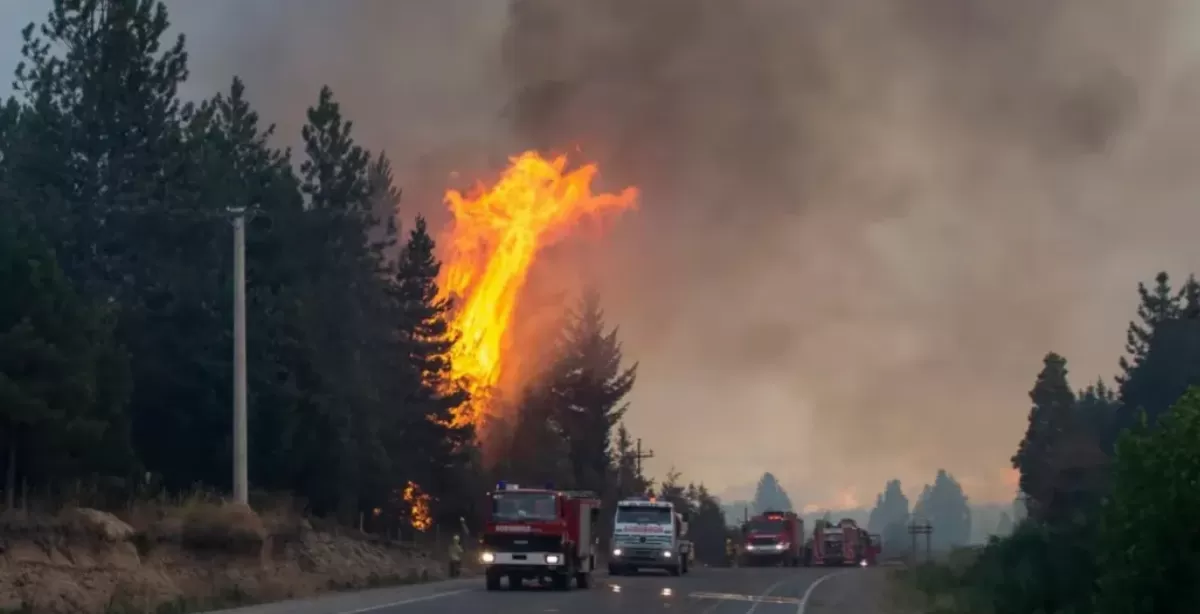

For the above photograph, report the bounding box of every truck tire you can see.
[576,570,592,588]
[485,570,501,591]
[682,556,689,574]
[669,561,681,577]
[552,572,571,590]
[608,564,621,576]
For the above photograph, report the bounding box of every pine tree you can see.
[1111,273,1200,450]
[752,472,794,513]
[0,225,131,506]
[1012,352,1076,521]
[390,215,473,520]
[1117,272,1180,388]
[546,289,637,494]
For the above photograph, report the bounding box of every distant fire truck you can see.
[478,482,601,591]
[809,518,869,566]
[740,511,804,566]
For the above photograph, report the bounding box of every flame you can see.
[437,151,638,429]
[403,481,433,532]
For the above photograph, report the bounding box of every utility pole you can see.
[633,438,655,476]
[231,206,249,505]
[908,519,933,563]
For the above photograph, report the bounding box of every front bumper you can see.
[610,546,677,567]
[480,551,567,575]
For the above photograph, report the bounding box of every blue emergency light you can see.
[496,480,507,490]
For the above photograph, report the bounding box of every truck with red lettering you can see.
[808,518,867,566]
[479,482,601,591]
[740,510,804,566]
[608,496,692,576]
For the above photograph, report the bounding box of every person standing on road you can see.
[448,534,464,578]
[725,537,737,567]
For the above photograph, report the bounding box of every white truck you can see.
[607,497,692,576]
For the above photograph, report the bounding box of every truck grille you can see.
[482,534,562,552]
[615,534,671,547]
[750,537,779,546]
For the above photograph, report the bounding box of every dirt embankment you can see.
[0,503,451,613]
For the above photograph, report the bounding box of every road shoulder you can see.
[800,568,916,614]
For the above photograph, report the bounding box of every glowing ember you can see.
[437,151,638,429]
[403,481,433,531]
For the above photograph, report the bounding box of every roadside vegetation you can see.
[899,273,1200,613]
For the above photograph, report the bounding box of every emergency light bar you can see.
[495,481,521,491]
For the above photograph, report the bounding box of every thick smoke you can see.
[149,0,1200,505]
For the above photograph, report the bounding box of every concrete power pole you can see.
[231,207,249,505]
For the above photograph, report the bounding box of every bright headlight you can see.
[662,550,672,558]
[774,543,786,551]
[612,548,623,556]
[480,552,495,563]
[545,554,561,564]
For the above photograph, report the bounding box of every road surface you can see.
[206,566,893,614]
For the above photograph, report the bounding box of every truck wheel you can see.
[576,570,592,588]
[682,557,689,574]
[608,564,621,576]
[669,562,681,577]
[485,570,501,591]
[552,572,571,590]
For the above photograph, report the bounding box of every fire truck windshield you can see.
[491,492,557,521]
[747,518,786,533]
[615,505,672,525]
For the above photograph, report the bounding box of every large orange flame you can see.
[437,151,638,429]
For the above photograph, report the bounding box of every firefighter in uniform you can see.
[448,534,464,578]
[725,537,737,567]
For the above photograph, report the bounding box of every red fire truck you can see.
[479,482,601,591]
[740,511,804,566]
[809,518,867,566]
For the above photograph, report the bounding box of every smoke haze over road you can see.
[4,0,1199,507]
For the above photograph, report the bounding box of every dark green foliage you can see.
[1095,387,1200,614]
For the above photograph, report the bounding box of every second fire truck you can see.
[740,511,804,566]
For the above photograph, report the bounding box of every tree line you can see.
[911,271,1200,614]
[0,0,730,552]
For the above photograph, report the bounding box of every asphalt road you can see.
[207,565,886,614]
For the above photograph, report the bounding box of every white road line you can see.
[335,589,471,614]
[796,570,853,614]
[744,574,803,614]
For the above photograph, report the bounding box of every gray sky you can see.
[5,0,1200,510]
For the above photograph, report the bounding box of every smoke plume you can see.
[136,0,1200,504]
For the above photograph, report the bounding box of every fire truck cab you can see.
[479,482,601,591]
[740,511,804,567]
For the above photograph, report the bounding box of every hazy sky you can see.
[5,0,1200,509]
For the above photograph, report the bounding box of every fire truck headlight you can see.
[744,544,754,551]
[860,559,868,567]
[480,552,495,563]
[611,548,623,557]
[774,543,786,551]
[545,554,561,565]
[662,550,672,558]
